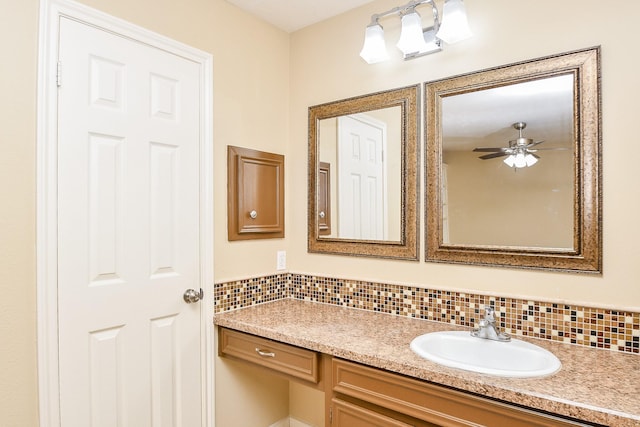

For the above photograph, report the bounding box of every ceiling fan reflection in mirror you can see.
[473,122,566,169]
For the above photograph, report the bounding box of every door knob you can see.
[183,288,203,303]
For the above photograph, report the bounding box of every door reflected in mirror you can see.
[318,107,401,241]
[308,85,419,260]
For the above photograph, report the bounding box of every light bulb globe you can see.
[360,24,390,64]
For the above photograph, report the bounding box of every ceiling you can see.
[443,74,574,152]
[225,0,377,32]
[225,0,572,154]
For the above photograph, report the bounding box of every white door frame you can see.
[36,1,214,425]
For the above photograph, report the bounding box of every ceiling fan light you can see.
[525,153,538,167]
[503,155,516,168]
[360,23,390,64]
[514,152,527,168]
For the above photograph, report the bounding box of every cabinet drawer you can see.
[219,327,319,383]
[332,358,588,427]
[332,398,414,427]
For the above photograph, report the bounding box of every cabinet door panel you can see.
[332,358,589,427]
[332,399,414,427]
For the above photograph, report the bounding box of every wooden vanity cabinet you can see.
[330,358,593,427]
[217,328,597,427]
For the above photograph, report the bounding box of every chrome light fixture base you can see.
[402,26,442,60]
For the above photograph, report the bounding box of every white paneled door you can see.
[57,16,203,426]
[337,115,387,240]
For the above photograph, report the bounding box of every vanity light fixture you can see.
[359,0,472,64]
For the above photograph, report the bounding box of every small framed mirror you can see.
[425,47,601,272]
[308,85,419,260]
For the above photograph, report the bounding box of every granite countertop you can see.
[214,299,640,427]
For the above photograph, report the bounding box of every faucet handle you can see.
[484,306,496,322]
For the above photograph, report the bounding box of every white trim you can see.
[36,1,214,426]
[289,417,315,427]
[268,417,314,427]
[268,418,290,427]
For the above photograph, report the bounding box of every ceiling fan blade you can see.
[478,152,509,160]
[529,147,571,151]
[526,140,545,148]
[473,147,508,153]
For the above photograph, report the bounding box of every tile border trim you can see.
[214,273,639,354]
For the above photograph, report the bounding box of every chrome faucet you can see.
[471,306,511,342]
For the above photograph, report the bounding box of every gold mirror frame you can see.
[425,47,601,273]
[308,85,420,260]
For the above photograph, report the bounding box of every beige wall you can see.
[290,0,640,309]
[0,1,39,425]
[215,357,290,427]
[0,0,290,425]
[289,381,325,426]
[444,150,574,247]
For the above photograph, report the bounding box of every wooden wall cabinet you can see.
[227,145,284,240]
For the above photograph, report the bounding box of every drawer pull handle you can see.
[255,348,275,358]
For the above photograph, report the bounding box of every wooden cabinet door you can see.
[332,358,590,427]
[332,399,414,427]
[318,162,331,236]
[227,145,284,240]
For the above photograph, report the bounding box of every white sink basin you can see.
[410,331,561,378]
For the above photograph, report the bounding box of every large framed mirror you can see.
[425,47,601,272]
[308,85,419,260]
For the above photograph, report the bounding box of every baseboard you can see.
[290,417,314,427]
[269,416,314,427]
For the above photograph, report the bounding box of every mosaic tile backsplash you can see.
[214,273,640,354]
